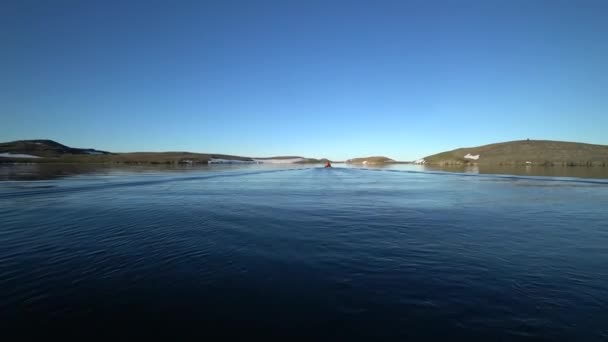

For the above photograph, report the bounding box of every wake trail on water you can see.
[0,168,312,199]
[2,166,606,200]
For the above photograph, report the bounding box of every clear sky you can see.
[1,0,607,160]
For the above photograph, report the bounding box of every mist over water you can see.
[1,165,607,339]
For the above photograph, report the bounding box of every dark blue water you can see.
[1,166,607,340]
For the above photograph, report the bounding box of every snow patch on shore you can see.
[0,153,41,158]
[464,153,480,160]
[208,158,258,164]
[208,157,307,164]
[254,158,304,164]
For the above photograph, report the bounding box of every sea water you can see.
[1,165,607,339]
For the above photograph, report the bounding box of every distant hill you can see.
[0,139,255,164]
[420,140,608,166]
[0,140,329,165]
[253,156,331,164]
[0,140,110,158]
[345,156,395,165]
[297,158,331,164]
[254,156,304,160]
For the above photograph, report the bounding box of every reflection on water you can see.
[0,163,284,181]
[2,163,608,181]
[0,164,112,181]
[342,163,608,180]
[427,164,608,179]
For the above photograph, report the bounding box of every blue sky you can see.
[1,0,607,160]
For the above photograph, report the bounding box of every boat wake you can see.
[0,168,309,199]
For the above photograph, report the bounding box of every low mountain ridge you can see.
[421,140,608,166]
[0,140,329,165]
[0,139,110,158]
[346,156,395,164]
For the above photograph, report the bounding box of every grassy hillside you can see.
[0,140,255,164]
[296,158,331,164]
[422,140,608,166]
[253,156,304,160]
[0,140,326,165]
[0,139,109,157]
[345,156,395,164]
[0,152,255,164]
[253,156,331,164]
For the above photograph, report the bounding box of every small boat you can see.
[324,162,332,168]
